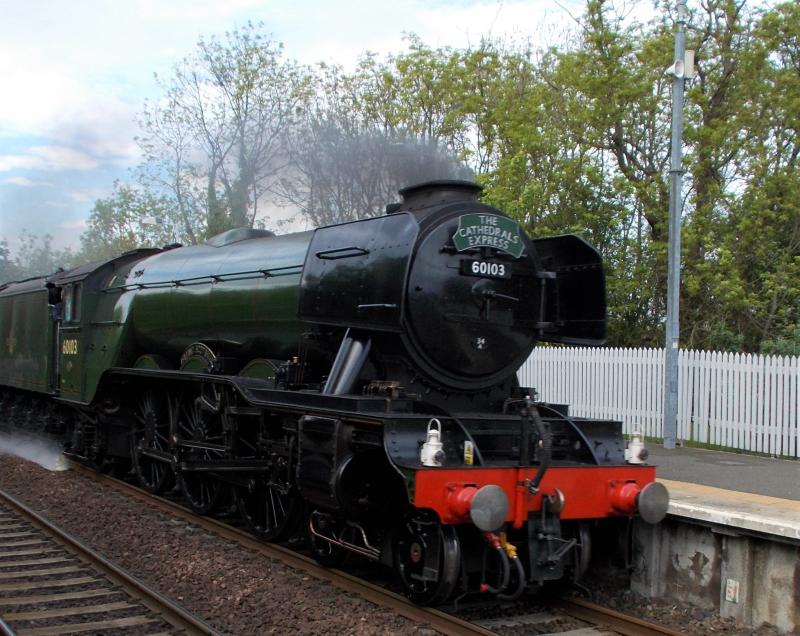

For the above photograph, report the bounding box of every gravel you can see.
[0,453,424,635]
[0,449,789,635]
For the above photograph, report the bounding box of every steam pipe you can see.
[323,329,372,395]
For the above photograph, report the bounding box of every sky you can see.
[0,0,588,254]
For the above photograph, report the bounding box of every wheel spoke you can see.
[131,390,174,494]
[173,387,227,515]
[236,478,299,543]
[268,489,278,528]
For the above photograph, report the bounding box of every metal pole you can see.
[663,0,687,449]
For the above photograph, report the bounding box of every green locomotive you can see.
[0,181,667,604]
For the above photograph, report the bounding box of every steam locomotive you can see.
[0,180,667,603]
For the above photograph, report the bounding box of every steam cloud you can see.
[0,432,68,471]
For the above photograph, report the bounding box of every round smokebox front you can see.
[404,210,540,389]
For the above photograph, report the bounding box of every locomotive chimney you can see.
[393,180,482,212]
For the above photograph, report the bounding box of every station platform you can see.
[648,444,800,501]
[649,443,799,542]
[633,444,799,631]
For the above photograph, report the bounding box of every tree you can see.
[79,182,178,262]
[712,1,800,351]
[676,0,757,348]
[1,232,76,282]
[137,22,314,239]
[479,0,798,352]
[136,88,205,245]
[0,240,22,285]
[473,2,674,346]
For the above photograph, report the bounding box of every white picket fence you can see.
[519,347,799,458]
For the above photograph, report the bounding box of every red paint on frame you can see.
[413,465,658,528]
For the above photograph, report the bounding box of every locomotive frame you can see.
[0,180,668,604]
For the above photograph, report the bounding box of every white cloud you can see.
[59,218,88,232]
[414,1,583,47]
[65,188,106,203]
[0,146,98,173]
[0,47,78,138]
[0,45,141,166]
[44,200,72,209]
[0,0,588,158]
[259,0,588,73]
[2,176,53,187]
[51,97,142,165]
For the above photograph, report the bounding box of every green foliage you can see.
[479,0,799,353]
[47,1,798,354]
[79,182,179,261]
[761,326,800,357]
[681,0,800,351]
[0,240,22,285]
[0,232,76,285]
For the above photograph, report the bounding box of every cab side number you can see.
[61,339,79,355]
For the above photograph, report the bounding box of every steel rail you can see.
[0,486,221,636]
[556,598,687,636]
[70,462,682,636]
[71,463,685,636]
[70,462,496,636]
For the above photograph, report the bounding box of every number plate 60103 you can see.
[459,259,512,279]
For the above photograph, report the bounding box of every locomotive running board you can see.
[102,367,414,418]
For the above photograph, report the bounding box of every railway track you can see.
[0,486,219,636]
[67,462,490,636]
[65,462,685,636]
[470,598,687,635]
